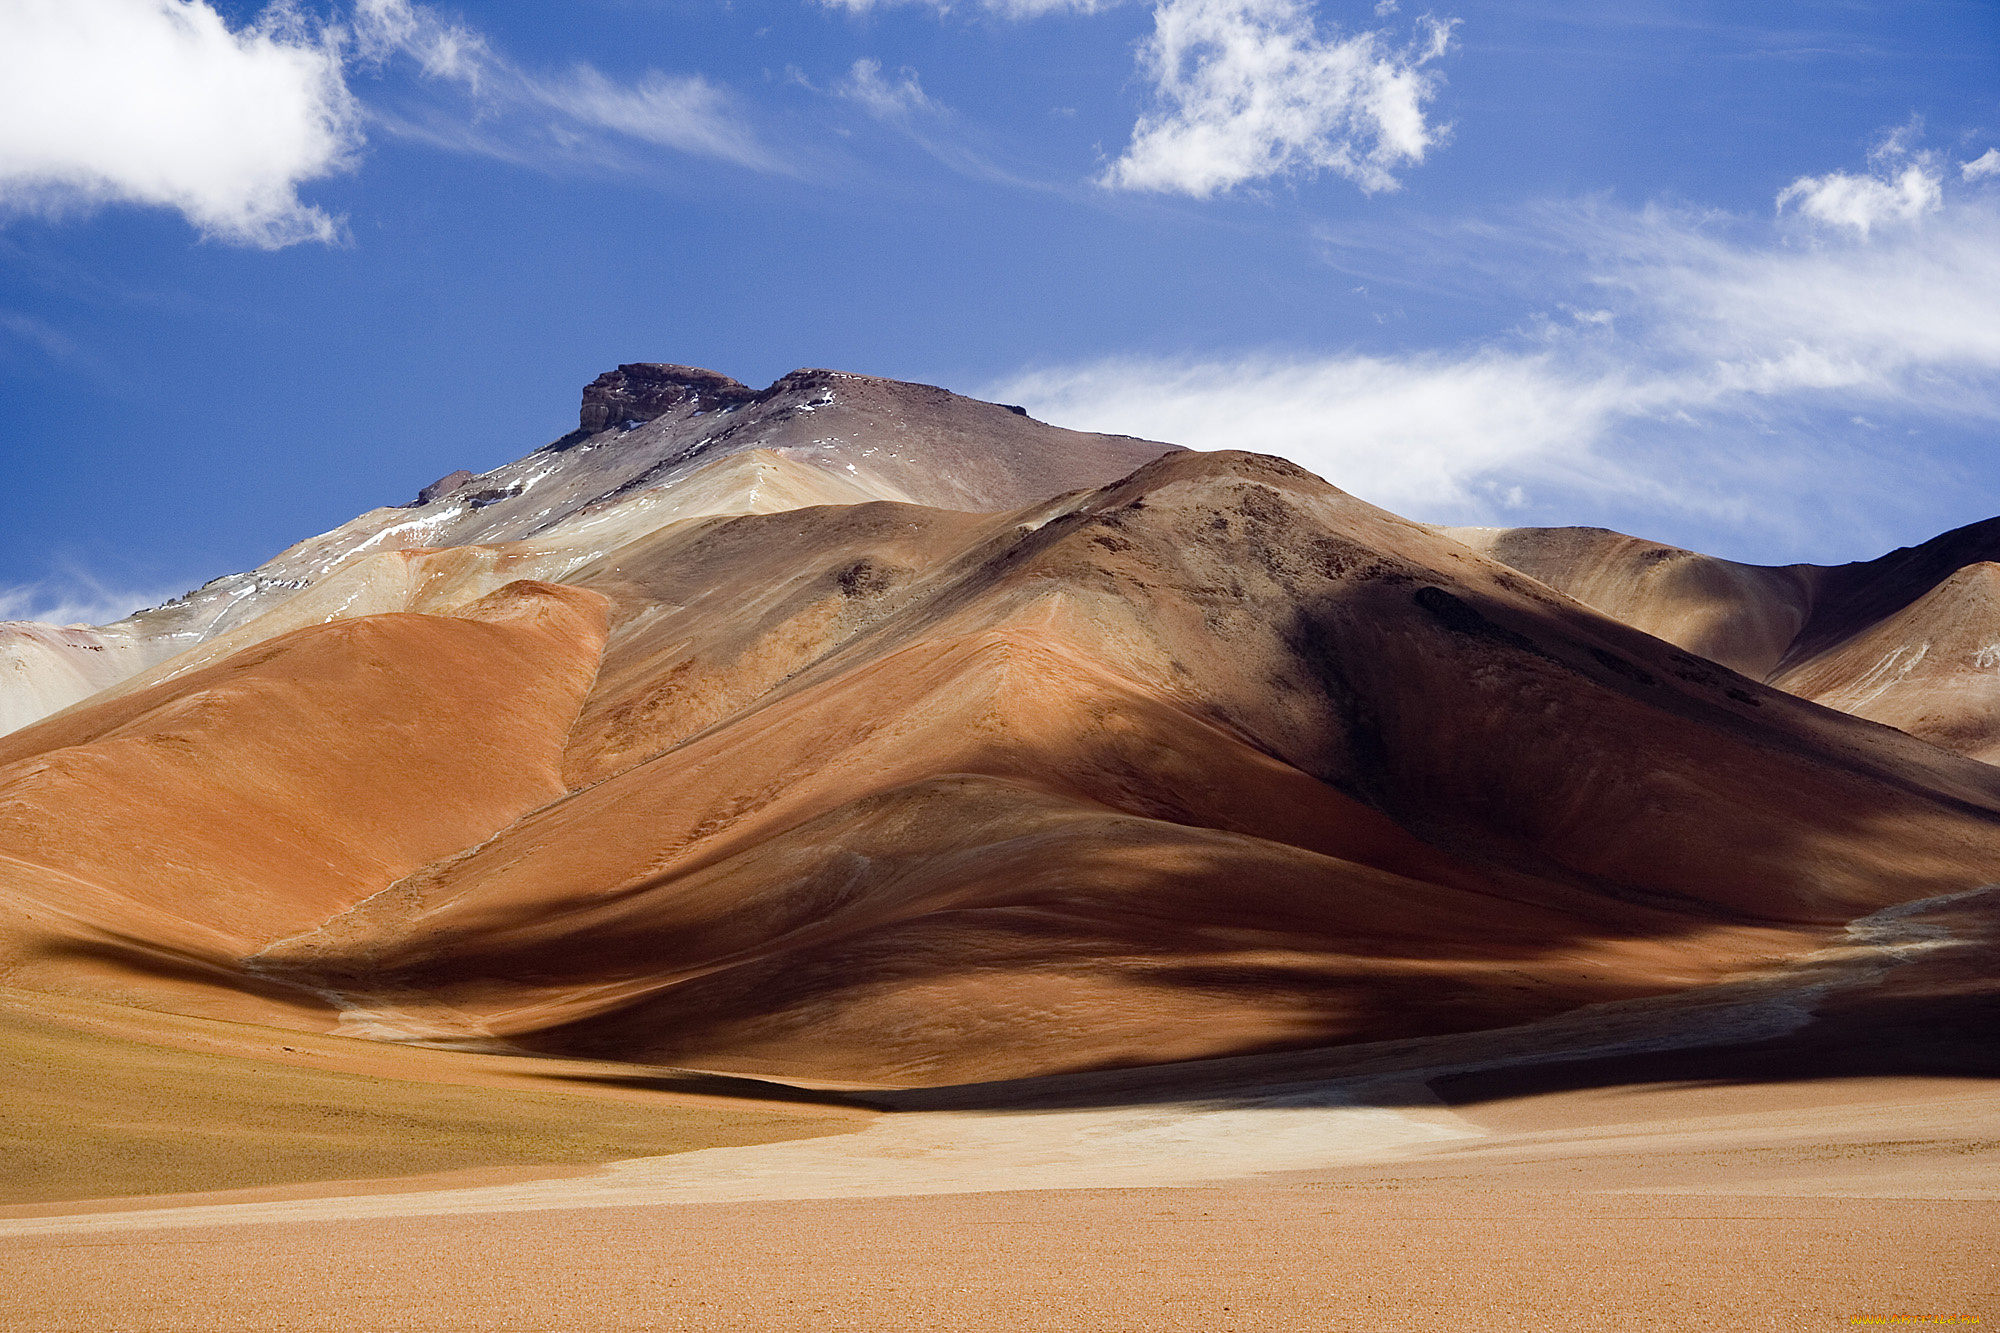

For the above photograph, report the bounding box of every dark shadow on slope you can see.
[856,992,2000,1116]
[29,932,338,1014]
[859,895,2000,1112]
[1426,992,2000,1107]
[1783,514,2000,668]
[523,1069,870,1109]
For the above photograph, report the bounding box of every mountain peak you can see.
[573,363,760,439]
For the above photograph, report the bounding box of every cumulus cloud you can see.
[1101,0,1454,197]
[0,0,778,245]
[1964,148,2000,183]
[0,0,358,247]
[991,181,2000,546]
[1778,163,1941,236]
[1776,123,1944,237]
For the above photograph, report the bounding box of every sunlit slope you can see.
[1772,562,2000,762]
[1443,525,1812,678]
[1451,515,2000,763]
[0,366,1175,737]
[245,452,2000,1081]
[0,581,608,1022]
[0,623,148,737]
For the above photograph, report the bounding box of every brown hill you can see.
[1451,517,2000,763]
[0,582,607,1024]
[9,450,1973,1083]
[4,368,2000,1088]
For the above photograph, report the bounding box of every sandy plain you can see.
[2,1075,1991,1332]
[4,893,1994,1331]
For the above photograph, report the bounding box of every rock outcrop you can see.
[572,363,760,438]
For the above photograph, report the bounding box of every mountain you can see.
[1451,519,2000,762]
[0,365,1174,738]
[2,365,1999,1088]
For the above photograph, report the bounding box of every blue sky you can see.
[1,0,1997,623]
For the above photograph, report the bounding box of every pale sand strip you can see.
[0,1093,1483,1237]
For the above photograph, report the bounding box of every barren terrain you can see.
[2,365,1995,1329]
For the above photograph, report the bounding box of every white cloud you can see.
[1776,123,1944,237]
[996,349,1625,513]
[990,187,2000,543]
[1596,198,2000,401]
[1964,148,2000,183]
[1778,163,1941,237]
[0,0,777,247]
[0,567,177,627]
[533,68,775,169]
[357,2,778,173]
[816,0,1110,17]
[1102,0,1454,197]
[0,0,358,247]
[351,0,489,87]
[839,59,943,120]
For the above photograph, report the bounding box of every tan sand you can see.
[2,1074,1992,1332]
[0,987,867,1207]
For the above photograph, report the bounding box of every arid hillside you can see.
[3,366,2000,1088]
[1452,517,2000,763]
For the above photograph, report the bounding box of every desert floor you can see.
[4,1051,1994,1331]
[4,902,1996,1332]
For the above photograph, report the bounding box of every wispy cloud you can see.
[530,68,776,170]
[352,0,781,174]
[829,58,1057,190]
[0,310,79,360]
[0,0,358,248]
[0,565,178,627]
[816,0,1112,17]
[351,0,489,86]
[997,347,1621,512]
[839,59,943,121]
[993,155,2000,555]
[1101,1,1455,197]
